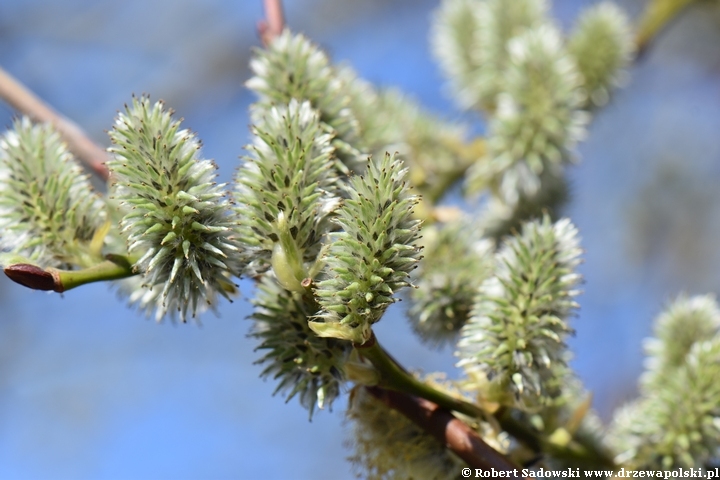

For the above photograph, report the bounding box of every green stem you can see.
[354,332,484,419]
[424,162,473,206]
[4,254,137,293]
[410,138,484,224]
[51,255,136,291]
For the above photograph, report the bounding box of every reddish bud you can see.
[4,264,59,292]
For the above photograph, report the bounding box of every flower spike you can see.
[107,96,244,322]
[235,99,339,286]
[457,216,582,410]
[0,117,106,269]
[312,153,422,344]
[250,273,349,418]
[569,2,635,108]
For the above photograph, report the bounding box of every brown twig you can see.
[258,0,285,46]
[0,66,110,181]
[366,386,524,474]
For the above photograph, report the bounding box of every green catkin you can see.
[235,99,338,286]
[466,25,587,205]
[457,216,582,410]
[312,153,422,344]
[0,118,106,268]
[568,2,635,108]
[246,30,364,172]
[108,96,244,322]
[250,273,349,417]
[407,220,493,347]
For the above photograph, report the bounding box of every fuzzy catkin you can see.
[473,0,548,110]
[108,96,244,322]
[250,273,349,417]
[467,25,588,205]
[642,294,720,386]
[568,1,634,108]
[246,30,364,172]
[457,216,582,410]
[0,117,105,268]
[235,99,339,284]
[610,338,720,469]
[430,0,485,110]
[431,0,548,111]
[312,153,422,344]
[407,220,493,347]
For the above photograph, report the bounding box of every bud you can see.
[3,262,58,291]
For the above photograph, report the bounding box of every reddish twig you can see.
[258,0,285,46]
[366,386,525,474]
[0,66,110,181]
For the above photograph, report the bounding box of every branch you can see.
[0,66,110,181]
[355,332,486,419]
[258,0,285,46]
[366,386,524,473]
[635,0,695,59]
[355,331,616,469]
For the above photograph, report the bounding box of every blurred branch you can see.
[365,386,523,472]
[635,0,695,58]
[258,0,285,46]
[0,66,110,181]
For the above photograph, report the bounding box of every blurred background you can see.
[0,0,719,478]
